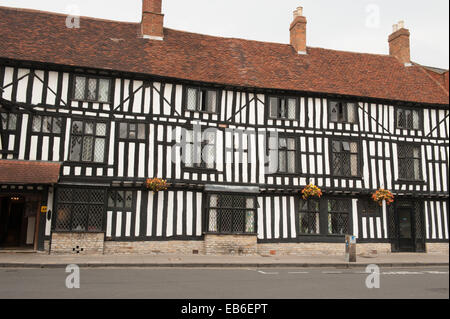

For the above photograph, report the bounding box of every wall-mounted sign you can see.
[41,206,47,213]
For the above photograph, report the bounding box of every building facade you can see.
[0,1,448,255]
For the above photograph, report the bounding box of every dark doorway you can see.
[0,196,28,247]
[398,207,414,252]
[389,199,426,253]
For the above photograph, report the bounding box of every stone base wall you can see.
[103,240,204,255]
[426,243,449,255]
[204,234,258,255]
[43,240,50,253]
[258,243,392,256]
[48,233,448,256]
[50,233,104,255]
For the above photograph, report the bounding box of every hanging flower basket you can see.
[301,184,322,200]
[372,188,394,206]
[146,178,169,193]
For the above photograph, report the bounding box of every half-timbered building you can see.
[0,1,448,255]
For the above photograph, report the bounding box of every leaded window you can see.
[298,199,320,235]
[54,188,106,232]
[207,194,256,234]
[31,115,62,134]
[0,112,17,150]
[396,107,420,130]
[186,87,218,113]
[331,140,359,177]
[269,96,298,120]
[0,112,17,131]
[69,120,107,163]
[72,75,111,103]
[268,136,297,174]
[327,199,350,235]
[398,144,422,181]
[119,122,146,140]
[184,130,216,169]
[108,190,134,209]
[329,101,357,124]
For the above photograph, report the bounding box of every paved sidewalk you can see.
[0,251,448,268]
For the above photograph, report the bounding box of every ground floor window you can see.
[298,199,320,234]
[327,199,351,235]
[54,188,106,232]
[206,194,256,234]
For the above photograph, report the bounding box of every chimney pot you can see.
[294,6,303,18]
[398,20,405,29]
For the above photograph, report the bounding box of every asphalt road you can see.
[0,267,448,299]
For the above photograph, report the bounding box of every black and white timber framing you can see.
[0,59,448,251]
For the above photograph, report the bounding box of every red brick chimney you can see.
[142,0,164,40]
[290,6,307,54]
[388,21,411,65]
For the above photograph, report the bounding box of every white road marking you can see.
[257,271,279,275]
[288,271,309,274]
[422,271,449,274]
[322,271,343,274]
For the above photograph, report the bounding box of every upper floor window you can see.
[0,112,18,154]
[207,194,256,234]
[327,199,351,235]
[331,140,359,177]
[269,136,297,174]
[69,120,107,163]
[329,101,357,124]
[396,107,421,130]
[119,122,146,140]
[73,76,111,103]
[184,130,216,169]
[186,87,218,113]
[0,112,17,131]
[298,199,320,235]
[269,96,298,120]
[32,115,62,134]
[398,143,422,181]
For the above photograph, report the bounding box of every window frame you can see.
[268,95,299,121]
[0,111,20,156]
[266,133,299,176]
[68,119,109,164]
[328,100,358,124]
[394,106,423,130]
[0,112,18,132]
[327,198,352,235]
[397,143,423,182]
[205,193,258,235]
[107,189,135,211]
[53,187,107,233]
[182,128,217,171]
[184,86,219,114]
[297,198,321,236]
[329,138,362,178]
[31,114,64,135]
[118,122,147,141]
[71,75,112,103]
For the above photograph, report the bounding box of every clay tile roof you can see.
[0,6,448,105]
[0,160,61,184]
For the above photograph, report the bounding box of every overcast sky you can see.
[0,0,448,69]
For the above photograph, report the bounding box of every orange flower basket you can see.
[146,178,169,193]
[301,184,323,200]
[372,188,394,206]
